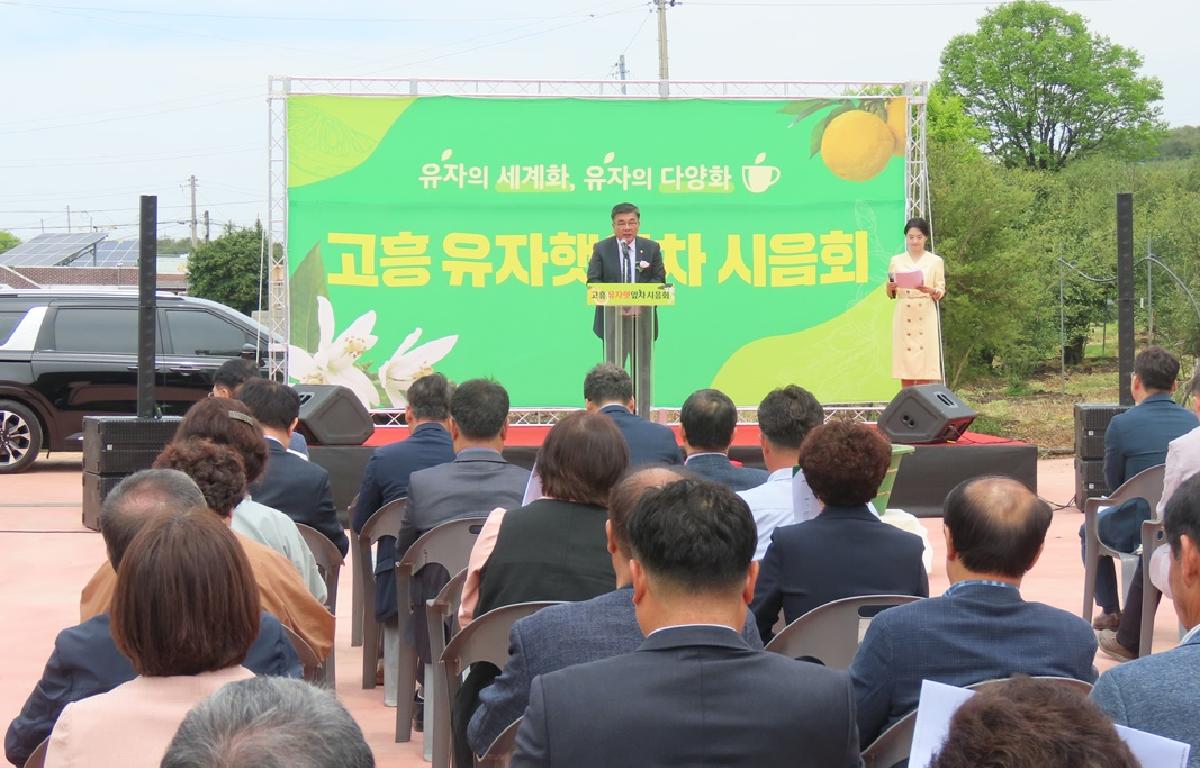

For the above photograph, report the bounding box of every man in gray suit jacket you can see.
[681,388,768,491]
[1091,473,1200,767]
[403,379,530,694]
[468,467,761,755]
[510,478,860,768]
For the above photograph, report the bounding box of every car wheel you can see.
[0,400,42,473]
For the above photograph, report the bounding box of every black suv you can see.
[0,290,274,472]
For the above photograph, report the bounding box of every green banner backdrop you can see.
[286,94,908,408]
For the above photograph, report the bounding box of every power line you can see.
[0,145,260,169]
[0,200,261,214]
[0,1,611,23]
[688,0,1109,5]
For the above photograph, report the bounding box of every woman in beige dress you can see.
[886,217,945,388]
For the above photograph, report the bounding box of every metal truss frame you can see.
[266,77,930,393]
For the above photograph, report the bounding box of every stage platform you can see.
[313,425,1036,520]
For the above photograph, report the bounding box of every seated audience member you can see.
[933,678,1138,768]
[4,470,299,768]
[211,357,307,455]
[405,379,530,697]
[850,476,1097,747]
[583,363,681,466]
[161,678,374,768]
[454,411,628,766]
[1101,371,1200,661]
[352,373,456,626]
[738,385,823,558]
[469,467,762,755]
[173,397,324,602]
[80,441,335,661]
[751,421,927,641]
[238,378,348,555]
[1091,473,1200,767]
[510,479,861,768]
[45,509,262,768]
[680,388,767,491]
[1086,346,1197,644]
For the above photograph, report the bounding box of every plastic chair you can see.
[23,739,47,768]
[1140,519,1166,657]
[427,569,468,768]
[479,716,523,767]
[356,498,407,689]
[442,602,562,767]
[283,624,324,684]
[392,516,489,743]
[346,494,363,648]
[764,594,922,670]
[860,676,1093,768]
[296,523,344,687]
[1082,465,1165,624]
[872,443,915,515]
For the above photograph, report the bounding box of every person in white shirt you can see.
[738,385,823,559]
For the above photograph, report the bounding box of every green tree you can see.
[187,223,264,316]
[938,0,1164,170]
[0,230,19,255]
[1154,126,1200,161]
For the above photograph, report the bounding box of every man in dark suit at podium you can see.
[586,202,666,343]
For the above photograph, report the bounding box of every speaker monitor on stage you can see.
[295,384,374,446]
[878,384,977,445]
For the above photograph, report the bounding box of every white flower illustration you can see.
[378,327,459,408]
[288,296,380,408]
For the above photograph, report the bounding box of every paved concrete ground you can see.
[0,456,1182,766]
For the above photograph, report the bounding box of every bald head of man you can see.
[943,476,1052,584]
[99,468,208,570]
[606,466,690,586]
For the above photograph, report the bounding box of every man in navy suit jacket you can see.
[585,202,666,341]
[681,388,768,491]
[1091,474,1200,766]
[510,478,860,768]
[238,379,348,556]
[752,421,928,642]
[351,374,456,623]
[583,363,681,467]
[1087,347,1198,655]
[468,467,760,755]
[850,476,1097,748]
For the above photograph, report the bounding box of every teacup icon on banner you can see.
[742,152,781,193]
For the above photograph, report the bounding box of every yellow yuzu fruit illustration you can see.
[820,110,895,182]
[885,98,907,156]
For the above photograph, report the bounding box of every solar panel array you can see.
[0,233,106,267]
[68,240,140,268]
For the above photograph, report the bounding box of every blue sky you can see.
[0,0,1195,242]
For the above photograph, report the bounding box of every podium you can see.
[587,282,675,419]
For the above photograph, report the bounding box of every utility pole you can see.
[617,54,628,96]
[656,0,670,97]
[186,175,198,250]
[66,205,71,233]
[204,210,210,243]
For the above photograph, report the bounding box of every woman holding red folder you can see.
[886,217,946,388]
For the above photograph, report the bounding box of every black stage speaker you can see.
[296,385,374,446]
[1074,404,1128,461]
[82,416,182,474]
[1075,457,1109,505]
[878,384,977,444]
[80,416,181,530]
